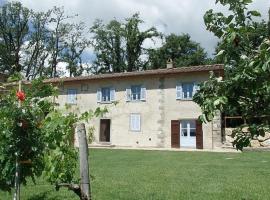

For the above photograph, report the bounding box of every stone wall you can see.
[212,112,223,148]
[224,128,270,148]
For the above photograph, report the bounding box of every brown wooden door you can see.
[196,120,203,149]
[171,120,180,148]
[100,119,110,142]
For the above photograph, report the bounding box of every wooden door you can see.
[100,119,110,142]
[171,120,180,148]
[196,120,203,149]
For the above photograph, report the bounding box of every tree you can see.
[0,2,30,74]
[213,13,269,64]
[0,1,90,79]
[24,10,51,79]
[0,77,107,198]
[90,19,125,73]
[193,0,270,150]
[147,33,208,69]
[90,13,160,73]
[124,13,160,71]
[63,22,90,77]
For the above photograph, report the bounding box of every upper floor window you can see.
[176,83,199,100]
[131,85,141,100]
[97,87,115,103]
[126,85,146,102]
[182,83,194,99]
[67,89,77,104]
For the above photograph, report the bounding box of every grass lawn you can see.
[1,149,270,200]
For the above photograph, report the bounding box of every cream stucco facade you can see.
[54,66,223,150]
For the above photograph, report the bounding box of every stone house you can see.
[48,64,224,150]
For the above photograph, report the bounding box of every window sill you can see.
[176,98,193,101]
[127,100,146,103]
[98,101,113,104]
[129,130,141,133]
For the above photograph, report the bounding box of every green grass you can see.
[1,149,270,200]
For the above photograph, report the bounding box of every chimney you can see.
[166,58,173,69]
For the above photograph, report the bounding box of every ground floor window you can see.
[130,114,141,131]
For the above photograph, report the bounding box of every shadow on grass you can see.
[27,191,62,200]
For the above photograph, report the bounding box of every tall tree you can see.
[147,33,207,69]
[194,1,270,150]
[0,2,89,79]
[23,10,51,79]
[124,13,160,71]
[63,22,90,77]
[90,19,125,73]
[90,13,160,73]
[0,2,30,74]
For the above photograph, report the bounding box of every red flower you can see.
[16,91,26,101]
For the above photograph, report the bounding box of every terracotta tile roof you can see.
[45,64,224,83]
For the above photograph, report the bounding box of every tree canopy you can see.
[0,78,107,193]
[90,13,160,73]
[0,2,90,79]
[0,1,212,78]
[147,33,208,69]
[194,0,270,150]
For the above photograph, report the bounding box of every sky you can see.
[3,0,270,59]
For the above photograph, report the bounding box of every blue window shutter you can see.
[176,84,182,100]
[140,86,146,101]
[110,87,115,101]
[126,88,131,102]
[97,88,101,102]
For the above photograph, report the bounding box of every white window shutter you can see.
[73,90,77,104]
[130,114,141,131]
[176,84,182,100]
[110,88,115,101]
[133,115,136,130]
[97,88,101,102]
[137,115,141,131]
[130,114,134,130]
[126,88,131,102]
[193,82,200,96]
[140,86,146,101]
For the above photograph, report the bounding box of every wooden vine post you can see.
[77,123,92,200]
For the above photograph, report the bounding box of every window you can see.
[97,87,115,103]
[131,85,141,100]
[182,83,194,99]
[176,83,199,100]
[67,89,77,104]
[130,114,141,131]
[181,120,196,137]
[101,87,110,102]
[126,85,146,101]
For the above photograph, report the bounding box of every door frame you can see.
[99,118,111,142]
